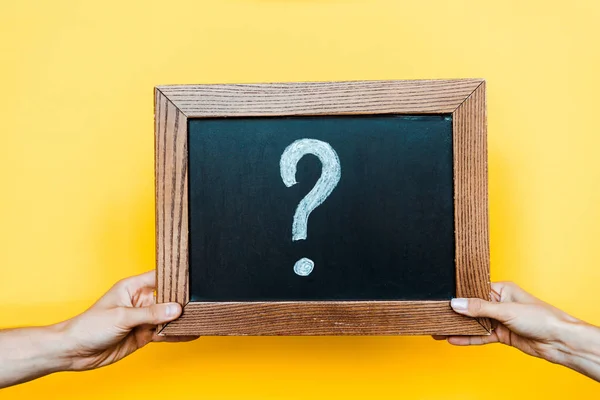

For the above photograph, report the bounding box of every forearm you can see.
[552,320,600,382]
[0,323,71,388]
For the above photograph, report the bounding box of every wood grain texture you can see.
[161,301,489,336]
[157,79,483,117]
[155,88,189,333]
[452,82,491,331]
[156,79,491,336]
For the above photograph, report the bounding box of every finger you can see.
[121,271,156,292]
[96,271,157,308]
[432,335,447,341]
[450,298,516,322]
[133,287,156,308]
[117,302,182,329]
[153,335,200,343]
[446,335,499,346]
[492,282,540,304]
[490,287,502,302]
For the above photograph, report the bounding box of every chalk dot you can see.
[294,257,314,276]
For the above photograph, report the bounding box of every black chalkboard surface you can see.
[188,115,456,302]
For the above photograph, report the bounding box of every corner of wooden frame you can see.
[158,301,192,336]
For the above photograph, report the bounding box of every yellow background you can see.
[1,0,599,397]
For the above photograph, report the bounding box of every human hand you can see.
[434,282,600,381]
[58,271,197,371]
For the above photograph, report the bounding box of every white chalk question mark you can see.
[280,138,341,276]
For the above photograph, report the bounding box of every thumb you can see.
[450,298,514,322]
[117,303,182,329]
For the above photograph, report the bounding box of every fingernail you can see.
[166,304,179,318]
[451,298,468,311]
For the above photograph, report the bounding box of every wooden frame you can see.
[155,79,490,336]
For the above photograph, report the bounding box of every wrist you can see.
[549,318,600,380]
[38,322,75,374]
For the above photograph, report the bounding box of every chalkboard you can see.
[188,115,455,301]
[155,80,490,336]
